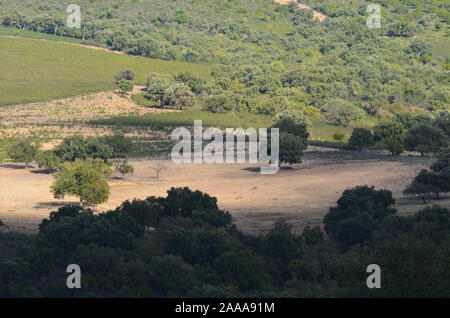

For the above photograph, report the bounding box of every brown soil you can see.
[274,0,327,22]
[0,86,176,139]
[1,155,447,235]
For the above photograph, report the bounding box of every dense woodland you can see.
[1,0,448,120]
[0,185,449,297]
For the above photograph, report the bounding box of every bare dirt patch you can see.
[0,87,175,139]
[1,154,446,235]
[274,0,327,22]
[0,87,169,126]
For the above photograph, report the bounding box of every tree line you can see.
[0,185,449,297]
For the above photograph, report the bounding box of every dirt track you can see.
[274,0,327,22]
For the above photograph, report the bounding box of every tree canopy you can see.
[50,158,113,205]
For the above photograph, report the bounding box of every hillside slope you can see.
[0,0,448,118]
[0,36,210,105]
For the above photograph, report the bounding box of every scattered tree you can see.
[113,159,134,178]
[117,79,134,95]
[271,109,311,139]
[348,128,375,151]
[277,132,307,166]
[146,73,172,107]
[383,138,404,155]
[6,139,39,168]
[324,185,396,246]
[403,124,448,155]
[115,69,135,96]
[36,150,61,171]
[374,121,405,155]
[101,131,134,158]
[115,69,136,81]
[164,83,196,110]
[403,181,440,203]
[51,158,113,206]
[403,146,450,203]
[270,109,310,166]
[431,147,450,173]
[321,99,363,126]
[151,162,166,179]
[54,136,113,162]
[414,169,447,199]
[332,132,345,142]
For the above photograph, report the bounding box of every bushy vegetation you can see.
[6,139,39,168]
[51,158,113,205]
[271,109,310,165]
[0,186,449,297]
[373,121,405,155]
[1,0,447,121]
[403,123,448,155]
[346,111,449,154]
[348,128,375,151]
[404,146,450,202]
[36,133,134,170]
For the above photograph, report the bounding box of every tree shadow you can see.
[30,168,56,174]
[35,201,81,209]
[0,163,27,169]
[242,166,293,173]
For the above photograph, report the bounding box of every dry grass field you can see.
[0,85,177,139]
[1,149,447,235]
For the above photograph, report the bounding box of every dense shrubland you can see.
[344,110,450,153]
[36,133,134,169]
[0,186,449,297]
[302,0,449,25]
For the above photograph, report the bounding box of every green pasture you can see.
[92,110,273,130]
[0,36,211,106]
[92,110,356,142]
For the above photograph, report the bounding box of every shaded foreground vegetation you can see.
[0,186,449,298]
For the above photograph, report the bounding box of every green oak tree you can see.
[348,128,375,151]
[6,139,39,168]
[403,124,448,155]
[51,158,113,206]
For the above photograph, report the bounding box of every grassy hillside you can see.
[0,36,210,106]
[92,110,355,142]
[0,0,448,120]
[92,109,273,129]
